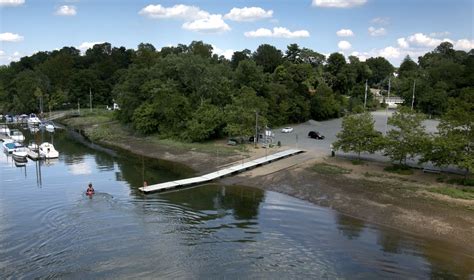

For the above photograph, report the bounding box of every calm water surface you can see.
[0,129,473,279]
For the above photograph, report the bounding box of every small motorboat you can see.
[8,129,25,142]
[28,142,39,151]
[3,141,22,154]
[39,142,59,159]
[12,147,28,162]
[27,113,41,125]
[40,121,55,132]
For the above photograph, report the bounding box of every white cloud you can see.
[182,15,230,33]
[336,29,354,37]
[454,39,474,50]
[139,4,209,20]
[0,0,24,6]
[429,31,450,38]
[244,27,310,38]
[350,51,368,61]
[397,38,409,49]
[0,50,22,65]
[212,45,234,59]
[406,33,451,48]
[379,46,400,58]
[224,7,273,22]
[55,5,77,16]
[371,17,389,25]
[0,32,24,42]
[368,26,386,36]
[139,4,230,34]
[77,41,104,53]
[338,40,352,50]
[312,0,366,8]
[244,28,272,37]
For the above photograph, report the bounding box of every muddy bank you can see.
[222,156,474,253]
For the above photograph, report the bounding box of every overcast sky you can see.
[0,0,473,66]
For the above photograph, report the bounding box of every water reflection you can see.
[336,214,366,240]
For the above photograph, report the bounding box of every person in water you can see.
[86,183,95,195]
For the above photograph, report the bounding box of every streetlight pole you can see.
[363,79,368,109]
[385,77,391,135]
[411,80,416,110]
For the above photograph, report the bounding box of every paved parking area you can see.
[271,110,450,171]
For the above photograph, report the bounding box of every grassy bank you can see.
[59,109,242,159]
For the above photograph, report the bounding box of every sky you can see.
[0,0,473,66]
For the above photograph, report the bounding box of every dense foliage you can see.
[0,41,471,142]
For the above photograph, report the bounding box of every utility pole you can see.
[77,100,80,115]
[254,110,258,148]
[411,80,416,110]
[363,79,368,109]
[385,77,391,135]
[89,88,92,113]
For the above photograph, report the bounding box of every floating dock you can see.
[139,148,303,193]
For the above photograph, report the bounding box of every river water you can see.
[0,129,473,279]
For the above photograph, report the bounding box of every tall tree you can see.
[384,107,428,165]
[253,44,283,73]
[333,112,384,159]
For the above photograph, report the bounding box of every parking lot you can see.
[272,110,442,166]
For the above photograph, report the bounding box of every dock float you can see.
[139,148,303,193]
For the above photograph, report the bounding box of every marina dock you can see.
[139,148,303,193]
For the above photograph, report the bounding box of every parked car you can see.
[308,131,325,139]
[281,127,294,133]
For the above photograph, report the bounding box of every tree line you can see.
[333,101,473,176]
[0,41,471,142]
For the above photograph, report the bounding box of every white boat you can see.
[8,129,25,142]
[28,142,39,151]
[39,142,59,159]
[40,121,55,132]
[0,124,10,136]
[3,141,23,154]
[12,147,28,162]
[27,113,41,125]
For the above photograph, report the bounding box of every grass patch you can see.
[351,159,363,165]
[384,164,414,175]
[148,137,241,156]
[312,163,352,175]
[447,178,474,186]
[429,187,474,200]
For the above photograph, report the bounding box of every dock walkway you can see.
[139,148,303,193]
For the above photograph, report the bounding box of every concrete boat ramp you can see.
[139,148,303,193]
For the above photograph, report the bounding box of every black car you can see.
[308,131,325,140]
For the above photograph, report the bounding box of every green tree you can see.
[230,49,251,70]
[366,57,394,85]
[252,44,283,73]
[423,90,473,175]
[333,112,384,159]
[224,86,268,137]
[384,107,428,165]
[183,103,224,142]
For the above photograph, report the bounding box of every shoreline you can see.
[58,115,474,254]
